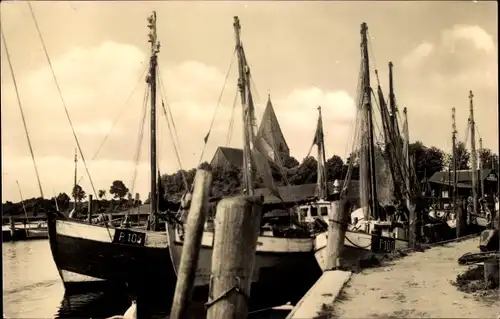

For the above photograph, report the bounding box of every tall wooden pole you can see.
[479,138,485,198]
[403,107,416,246]
[73,147,77,212]
[452,107,458,218]
[360,22,379,220]
[388,61,396,134]
[147,11,160,231]
[170,170,213,319]
[233,16,254,196]
[469,90,478,217]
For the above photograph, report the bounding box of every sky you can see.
[1,1,498,202]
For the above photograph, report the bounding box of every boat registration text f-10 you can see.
[112,229,146,247]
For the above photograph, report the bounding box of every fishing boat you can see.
[43,11,177,294]
[300,23,414,270]
[166,16,321,307]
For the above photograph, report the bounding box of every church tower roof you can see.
[257,94,290,156]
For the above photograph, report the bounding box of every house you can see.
[427,168,498,198]
[210,94,290,168]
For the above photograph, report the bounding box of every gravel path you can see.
[332,237,500,318]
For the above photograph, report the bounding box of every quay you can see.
[287,236,499,319]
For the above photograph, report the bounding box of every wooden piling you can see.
[456,198,468,238]
[206,195,263,319]
[408,197,418,248]
[170,169,213,319]
[9,216,15,238]
[87,194,93,223]
[484,258,499,287]
[326,199,347,270]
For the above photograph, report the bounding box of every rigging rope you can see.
[130,87,150,195]
[1,29,45,199]
[226,90,239,146]
[77,65,149,185]
[157,68,184,166]
[156,71,189,191]
[197,49,237,166]
[28,2,98,199]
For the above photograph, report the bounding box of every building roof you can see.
[257,95,290,154]
[255,180,360,205]
[428,169,497,184]
[212,147,244,168]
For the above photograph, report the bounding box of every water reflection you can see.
[3,240,289,319]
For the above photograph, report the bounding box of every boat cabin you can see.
[296,200,331,223]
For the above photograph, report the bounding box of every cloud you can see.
[2,40,358,201]
[401,42,434,69]
[272,87,357,160]
[400,24,496,88]
[397,24,497,157]
[441,25,495,54]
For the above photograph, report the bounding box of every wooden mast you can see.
[73,147,77,212]
[360,22,378,219]
[479,138,484,198]
[469,90,478,216]
[402,108,411,202]
[388,61,396,134]
[233,16,254,196]
[452,107,458,216]
[147,11,160,230]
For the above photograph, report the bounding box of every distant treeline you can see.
[3,140,498,217]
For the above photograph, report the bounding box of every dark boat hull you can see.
[46,213,176,296]
[167,224,322,307]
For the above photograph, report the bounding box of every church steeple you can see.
[257,93,290,159]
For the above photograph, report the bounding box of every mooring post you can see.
[456,198,468,238]
[206,195,263,319]
[326,181,347,270]
[87,194,93,223]
[408,197,418,248]
[9,216,15,238]
[170,169,213,319]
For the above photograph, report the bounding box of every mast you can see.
[147,11,160,230]
[233,16,254,196]
[388,61,396,134]
[452,107,458,215]
[316,106,327,200]
[402,108,411,200]
[479,138,484,198]
[73,147,77,212]
[469,90,478,215]
[360,22,379,219]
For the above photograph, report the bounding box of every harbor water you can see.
[3,240,289,318]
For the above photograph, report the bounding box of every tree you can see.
[198,161,212,171]
[56,192,71,211]
[98,189,106,199]
[409,141,445,182]
[211,164,242,197]
[325,155,344,181]
[454,141,470,170]
[281,155,299,169]
[109,180,129,200]
[478,148,499,169]
[288,156,317,185]
[72,184,86,202]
